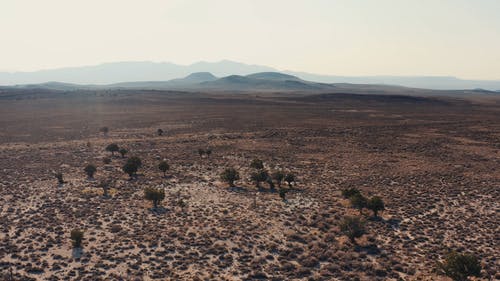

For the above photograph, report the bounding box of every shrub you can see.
[367,196,385,217]
[102,157,111,164]
[70,229,84,248]
[84,164,97,179]
[157,128,164,136]
[221,168,240,187]
[341,188,361,199]
[55,172,64,184]
[205,148,212,158]
[250,159,264,170]
[98,179,112,197]
[349,194,368,215]
[437,251,481,281]
[198,148,205,158]
[144,187,165,209]
[279,188,288,201]
[284,173,296,188]
[119,148,128,158]
[127,156,142,168]
[251,170,269,190]
[272,171,285,188]
[339,216,365,244]
[158,161,170,177]
[105,143,119,156]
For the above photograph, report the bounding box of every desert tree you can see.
[55,172,65,185]
[157,128,164,136]
[158,160,170,177]
[367,196,385,217]
[205,148,212,158]
[272,170,285,188]
[250,159,264,170]
[98,179,112,197]
[144,187,165,209]
[284,173,296,188]
[84,164,97,179]
[122,157,141,179]
[341,187,361,199]
[339,216,365,244]
[437,251,481,281]
[119,148,128,158]
[70,229,84,248]
[266,175,275,192]
[349,193,368,215]
[220,168,240,187]
[251,170,269,191]
[105,143,119,156]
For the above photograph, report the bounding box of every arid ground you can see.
[0,90,499,280]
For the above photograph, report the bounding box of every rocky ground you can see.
[0,90,499,280]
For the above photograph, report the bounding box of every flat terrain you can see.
[0,89,499,280]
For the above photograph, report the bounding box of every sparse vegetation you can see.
[119,148,128,158]
[84,164,97,179]
[103,157,111,164]
[70,229,84,248]
[339,216,365,244]
[105,143,119,156]
[144,187,165,209]
[157,128,164,136]
[251,170,268,190]
[158,160,170,177]
[437,251,481,281]
[55,172,64,185]
[284,173,295,188]
[220,168,240,187]
[99,126,109,136]
[272,171,285,188]
[250,159,264,170]
[279,188,288,201]
[349,193,368,215]
[341,187,361,199]
[367,196,385,217]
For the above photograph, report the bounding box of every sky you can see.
[0,0,499,80]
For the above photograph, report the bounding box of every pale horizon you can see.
[1,0,499,80]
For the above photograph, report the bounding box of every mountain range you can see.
[1,60,500,91]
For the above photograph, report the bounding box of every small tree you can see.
[157,128,164,136]
[158,160,170,177]
[98,179,111,197]
[250,159,264,170]
[205,148,212,158]
[341,187,361,199]
[251,170,269,190]
[55,172,64,185]
[279,188,288,201]
[122,157,141,179]
[367,196,385,217]
[437,251,481,281]
[70,229,84,248]
[266,175,275,192]
[340,216,365,244]
[272,171,285,188]
[119,148,128,158]
[105,143,119,156]
[284,173,295,188]
[221,168,240,187]
[84,164,97,179]
[144,187,165,209]
[349,193,368,215]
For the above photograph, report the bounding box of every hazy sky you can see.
[1,0,499,79]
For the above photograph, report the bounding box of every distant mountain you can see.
[0,60,274,85]
[1,60,500,90]
[199,73,326,91]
